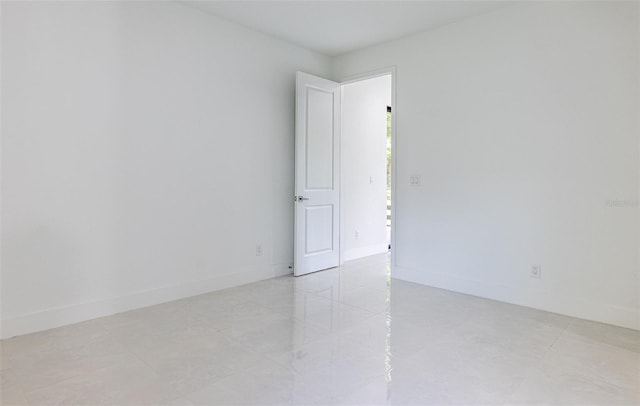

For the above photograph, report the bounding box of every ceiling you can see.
[181,1,512,56]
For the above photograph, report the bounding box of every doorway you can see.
[293,70,395,276]
[340,74,393,263]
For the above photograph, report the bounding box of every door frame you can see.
[338,66,397,270]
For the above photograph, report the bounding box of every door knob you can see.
[297,196,310,202]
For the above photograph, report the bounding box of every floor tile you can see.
[541,336,640,392]
[187,360,329,406]
[563,318,640,354]
[25,356,182,406]
[228,316,330,354]
[508,365,640,405]
[320,286,391,314]
[9,336,132,393]
[0,383,29,406]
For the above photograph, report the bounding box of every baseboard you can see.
[392,265,640,331]
[343,243,389,262]
[6,262,635,339]
[272,262,294,277]
[1,264,281,339]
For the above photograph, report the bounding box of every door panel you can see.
[305,205,334,254]
[305,88,334,190]
[294,72,340,276]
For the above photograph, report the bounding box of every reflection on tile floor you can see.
[1,254,639,405]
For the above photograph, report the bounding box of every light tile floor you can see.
[1,254,639,405]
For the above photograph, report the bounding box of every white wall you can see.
[341,75,391,261]
[333,2,640,329]
[0,1,331,338]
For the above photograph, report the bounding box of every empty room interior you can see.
[1,1,639,405]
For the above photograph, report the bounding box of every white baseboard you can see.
[1,264,282,339]
[273,262,294,277]
[343,243,389,262]
[6,262,635,339]
[392,265,640,331]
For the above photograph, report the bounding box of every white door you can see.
[294,72,341,276]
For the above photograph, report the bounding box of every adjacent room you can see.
[1,1,639,405]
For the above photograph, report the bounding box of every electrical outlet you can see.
[530,264,541,278]
[256,243,263,256]
[355,230,360,240]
